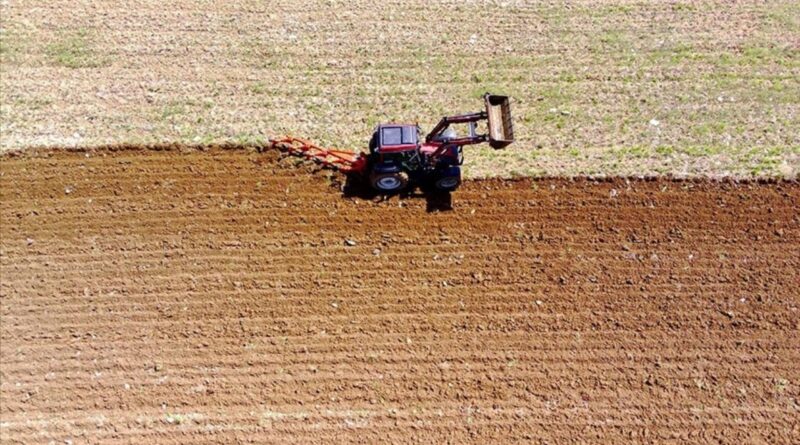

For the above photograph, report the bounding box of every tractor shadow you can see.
[421,190,453,213]
[340,174,453,213]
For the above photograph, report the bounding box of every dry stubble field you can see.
[0,0,798,177]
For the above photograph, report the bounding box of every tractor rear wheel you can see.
[369,171,408,193]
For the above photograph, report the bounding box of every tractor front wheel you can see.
[432,166,461,191]
[369,172,408,193]
[433,176,460,191]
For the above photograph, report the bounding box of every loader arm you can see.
[425,111,488,144]
[425,93,514,149]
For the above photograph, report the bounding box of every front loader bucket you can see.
[484,94,514,149]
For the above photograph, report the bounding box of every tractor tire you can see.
[433,175,460,191]
[369,171,408,193]
[433,166,461,191]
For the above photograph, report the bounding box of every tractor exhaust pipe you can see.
[484,94,514,149]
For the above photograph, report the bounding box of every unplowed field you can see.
[2,0,798,177]
[1,148,798,444]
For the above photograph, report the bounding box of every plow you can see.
[268,93,514,193]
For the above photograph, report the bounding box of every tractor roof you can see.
[376,125,419,153]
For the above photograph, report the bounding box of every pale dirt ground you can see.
[0,0,798,178]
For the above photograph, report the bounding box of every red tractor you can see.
[270,93,514,193]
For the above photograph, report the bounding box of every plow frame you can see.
[269,136,367,174]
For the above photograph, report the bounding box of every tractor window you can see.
[381,127,403,145]
[381,127,417,145]
[402,126,417,144]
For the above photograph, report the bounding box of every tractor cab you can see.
[366,124,421,192]
[369,124,420,154]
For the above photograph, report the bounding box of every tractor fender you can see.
[437,165,461,178]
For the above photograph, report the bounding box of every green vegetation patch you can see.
[46,30,109,68]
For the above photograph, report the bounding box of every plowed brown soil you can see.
[1,148,798,444]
